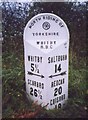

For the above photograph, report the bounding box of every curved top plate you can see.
[24,13,69,53]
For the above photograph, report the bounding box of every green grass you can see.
[2,51,87,118]
[0,55,2,77]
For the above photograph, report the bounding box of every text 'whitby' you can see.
[28,54,67,63]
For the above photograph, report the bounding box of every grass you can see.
[2,51,88,118]
[0,54,2,119]
[0,54,1,96]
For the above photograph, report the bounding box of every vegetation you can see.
[1,2,88,118]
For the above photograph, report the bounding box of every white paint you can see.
[24,13,69,109]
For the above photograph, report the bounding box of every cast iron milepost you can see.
[23,13,69,110]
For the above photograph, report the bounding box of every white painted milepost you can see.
[23,13,69,110]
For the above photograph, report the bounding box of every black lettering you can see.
[34,89,37,97]
[50,94,65,106]
[54,86,62,96]
[55,64,61,73]
[37,41,40,44]
[55,19,58,23]
[58,103,61,108]
[50,100,52,105]
[30,87,33,96]
[50,45,53,49]
[31,63,34,72]
[39,33,41,36]
[48,57,50,63]
[59,22,64,27]
[48,55,67,63]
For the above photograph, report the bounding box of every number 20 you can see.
[54,86,62,96]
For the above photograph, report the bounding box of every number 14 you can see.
[55,64,61,73]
